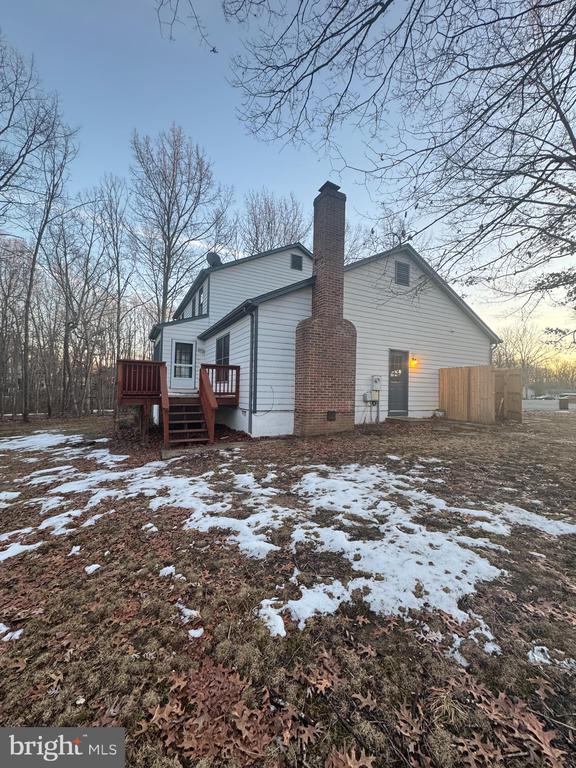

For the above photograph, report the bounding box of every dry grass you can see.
[0,411,575,767]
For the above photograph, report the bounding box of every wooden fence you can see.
[494,368,522,422]
[439,366,522,424]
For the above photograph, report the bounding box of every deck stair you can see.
[117,360,239,448]
[167,396,208,445]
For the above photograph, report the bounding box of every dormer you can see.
[173,243,312,321]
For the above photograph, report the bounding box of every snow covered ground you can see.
[1,429,575,667]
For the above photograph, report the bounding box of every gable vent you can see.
[291,253,303,271]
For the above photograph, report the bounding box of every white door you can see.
[170,340,195,390]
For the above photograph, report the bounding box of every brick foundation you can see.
[294,182,357,436]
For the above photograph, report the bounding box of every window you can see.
[174,342,194,378]
[198,284,205,315]
[216,334,230,366]
[215,333,230,384]
[291,253,303,271]
[395,261,410,286]
[191,296,196,317]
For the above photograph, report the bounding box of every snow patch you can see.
[175,601,199,625]
[0,491,20,508]
[528,645,552,665]
[159,564,187,580]
[0,540,43,562]
[0,433,83,453]
[142,522,158,533]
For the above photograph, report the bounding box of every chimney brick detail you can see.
[294,182,357,436]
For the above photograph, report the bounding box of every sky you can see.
[1,0,573,340]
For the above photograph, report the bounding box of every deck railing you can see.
[199,366,218,443]
[200,364,240,406]
[117,359,164,402]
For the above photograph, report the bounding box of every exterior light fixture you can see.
[409,356,419,368]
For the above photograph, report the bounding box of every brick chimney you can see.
[294,181,357,436]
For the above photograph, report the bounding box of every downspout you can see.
[248,311,254,434]
[248,306,259,435]
[252,307,259,415]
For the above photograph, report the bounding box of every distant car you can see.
[535,395,556,400]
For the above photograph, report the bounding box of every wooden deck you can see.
[117,360,240,447]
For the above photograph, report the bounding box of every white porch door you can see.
[170,340,196,390]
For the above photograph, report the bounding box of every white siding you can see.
[209,249,312,320]
[251,411,294,437]
[160,316,212,391]
[180,277,209,319]
[344,256,492,423]
[156,248,311,394]
[154,247,494,435]
[204,313,252,433]
[255,289,312,423]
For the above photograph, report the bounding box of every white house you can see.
[141,181,499,444]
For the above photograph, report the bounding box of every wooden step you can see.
[169,405,202,412]
[169,438,209,445]
[169,407,202,412]
[169,428,208,436]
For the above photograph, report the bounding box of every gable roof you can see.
[197,277,315,341]
[172,242,312,320]
[157,243,499,345]
[149,314,206,341]
[345,244,501,344]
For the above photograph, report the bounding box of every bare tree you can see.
[238,187,310,254]
[21,127,75,421]
[0,237,27,416]
[493,321,554,393]
[97,175,137,412]
[130,124,232,322]
[156,2,576,334]
[533,267,576,346]
[30,273,63,418]
[0,35,59,222]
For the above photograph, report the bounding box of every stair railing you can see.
[199,366,217,443]
[159,363,170,448]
